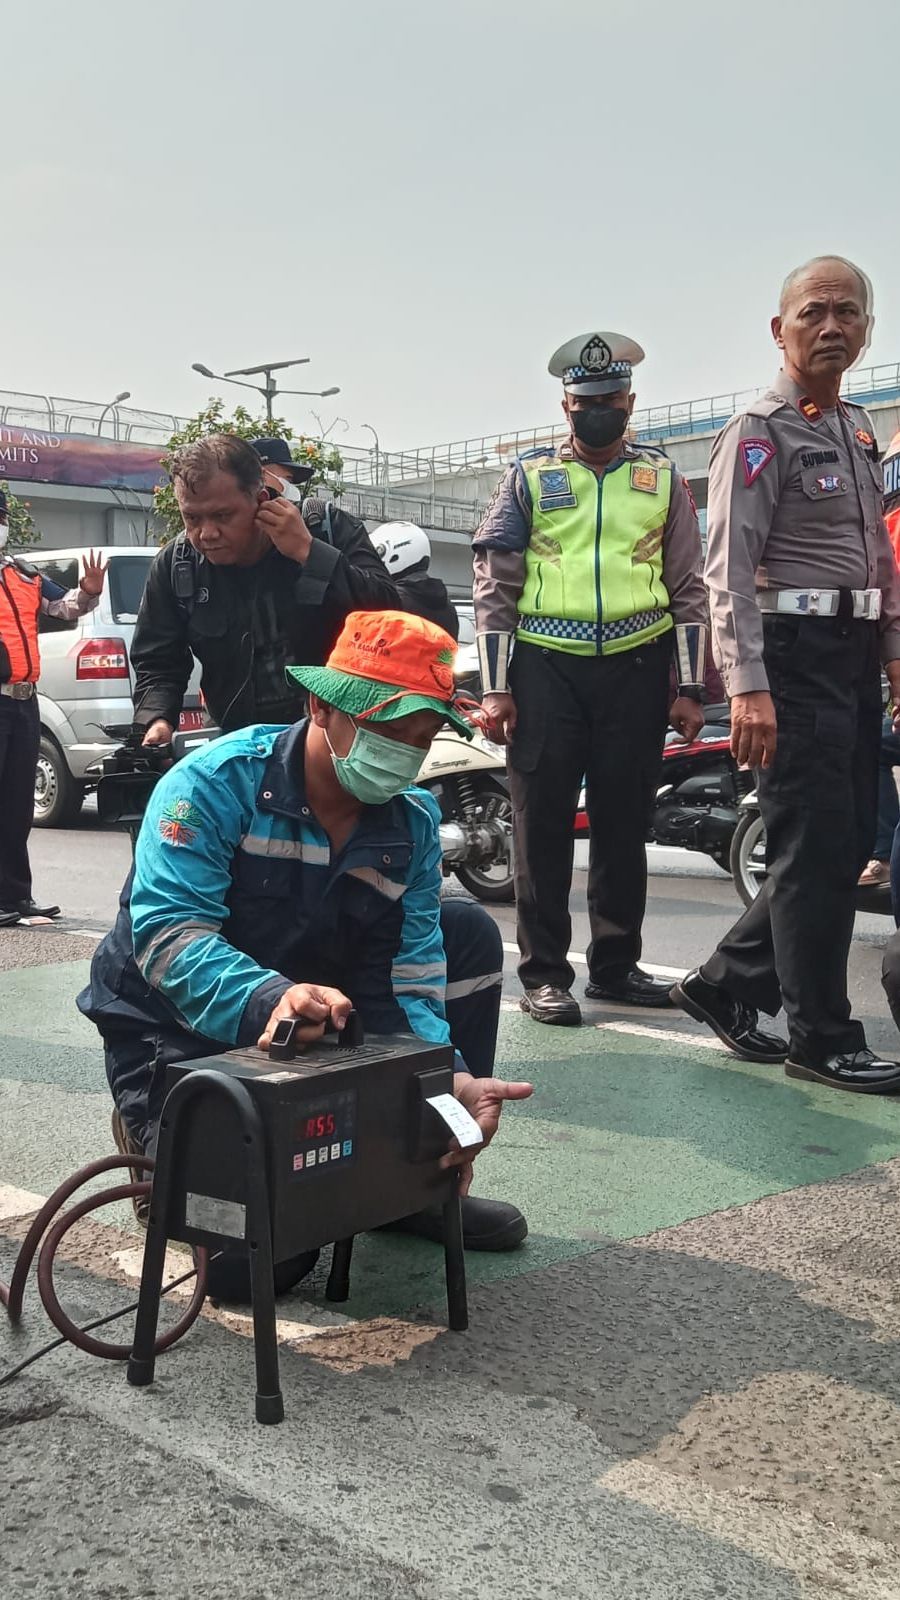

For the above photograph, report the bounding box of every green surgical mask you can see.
[326,718,424,804]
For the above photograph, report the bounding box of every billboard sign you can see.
[0,425,165,494]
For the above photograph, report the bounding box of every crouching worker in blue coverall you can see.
[78,609,532,1301]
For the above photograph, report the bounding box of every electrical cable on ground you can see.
[0,1154,211,1390]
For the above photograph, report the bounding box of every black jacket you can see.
[131,506,400,733]
[395,570,459,640]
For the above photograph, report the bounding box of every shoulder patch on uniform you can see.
[537,466,577,510]
[739,438,776,486]
[159,797,203,846]
[630,463,659,494]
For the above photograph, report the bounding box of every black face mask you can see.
[570,405,628,450]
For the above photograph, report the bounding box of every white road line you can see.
[500,942,686,981]
[0,1181,46,1221]
[598,1021,721,1050]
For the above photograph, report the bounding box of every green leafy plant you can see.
[152,399,344,544]
[0,482,40,549]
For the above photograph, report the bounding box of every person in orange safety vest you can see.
[0,492,107,923]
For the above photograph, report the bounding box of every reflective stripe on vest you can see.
[0,564,41,683]
[517,453,673,656]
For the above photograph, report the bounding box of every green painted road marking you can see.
[4,967,900,1322]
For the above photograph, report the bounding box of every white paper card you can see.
[426,1093,484,1149]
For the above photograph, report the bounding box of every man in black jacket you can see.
[132,434,399,741]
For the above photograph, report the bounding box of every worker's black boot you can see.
[378,1196,527,1252]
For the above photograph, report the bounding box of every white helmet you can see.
[374,521,431,577]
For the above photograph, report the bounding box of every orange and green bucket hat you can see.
[286,610,475,738]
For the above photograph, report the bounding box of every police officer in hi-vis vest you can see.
[473,332,708,1026]
[0,491,107,924]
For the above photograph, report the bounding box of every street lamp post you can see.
[360,422,381,490]
[191,359,340,422]
[97,390,131,440]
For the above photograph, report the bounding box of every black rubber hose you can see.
[0,1155,207,1362]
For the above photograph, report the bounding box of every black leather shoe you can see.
[379,1196,527,1252]
[585,966,674,1008]
[672,969,788,1063]
[786,1049,900,1094]
[520,986,582,1026]
[1,898,61,919]
[0,910,20,927]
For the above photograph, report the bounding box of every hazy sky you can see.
[6,0,899,453]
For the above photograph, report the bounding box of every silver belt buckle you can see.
[9,682,34,700]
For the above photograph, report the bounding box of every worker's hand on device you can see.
[442,1073,534,1195]
[258,984,354,1051]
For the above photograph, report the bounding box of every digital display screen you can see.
[291,1088,357,1179]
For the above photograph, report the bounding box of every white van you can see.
[27,546,205,826]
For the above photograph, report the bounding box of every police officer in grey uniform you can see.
[674,256,900,1093]
[474,332,708,1026]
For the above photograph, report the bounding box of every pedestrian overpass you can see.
[338,359,900,539]
[3,363,900,599]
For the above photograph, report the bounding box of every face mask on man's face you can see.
[278,478,304,504]
[569,403,629,450]
[325,718,425,805]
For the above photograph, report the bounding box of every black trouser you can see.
[703,615,882,1062]
[508,636,671,991]
[102,900,503,1153]
[0,693,39,906]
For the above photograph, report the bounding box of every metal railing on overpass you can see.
[338,361,900,486]
[3,359,899,491]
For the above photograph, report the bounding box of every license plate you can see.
[178,709,205,731]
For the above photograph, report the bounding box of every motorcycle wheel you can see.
[729,811,767,908]
[453,777,515,905]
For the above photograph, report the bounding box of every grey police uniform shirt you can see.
[704,369,900,696]
[472,439,708,635]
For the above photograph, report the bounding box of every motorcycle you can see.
[97,719,516,906]
[730,790,894,914]
[417,726,514,904]
[575,705,751,873]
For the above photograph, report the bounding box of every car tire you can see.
[33,734,84,828]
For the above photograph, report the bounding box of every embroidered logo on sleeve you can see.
[739,438,776,486]
[159,798,203,846]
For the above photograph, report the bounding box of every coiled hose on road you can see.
[0,1155,207,1381]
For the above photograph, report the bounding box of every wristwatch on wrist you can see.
[677,685,704,704]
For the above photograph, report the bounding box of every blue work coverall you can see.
[78,721,503,1150]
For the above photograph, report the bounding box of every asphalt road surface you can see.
[4,813,900,1598]
[25,806,900,1058]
